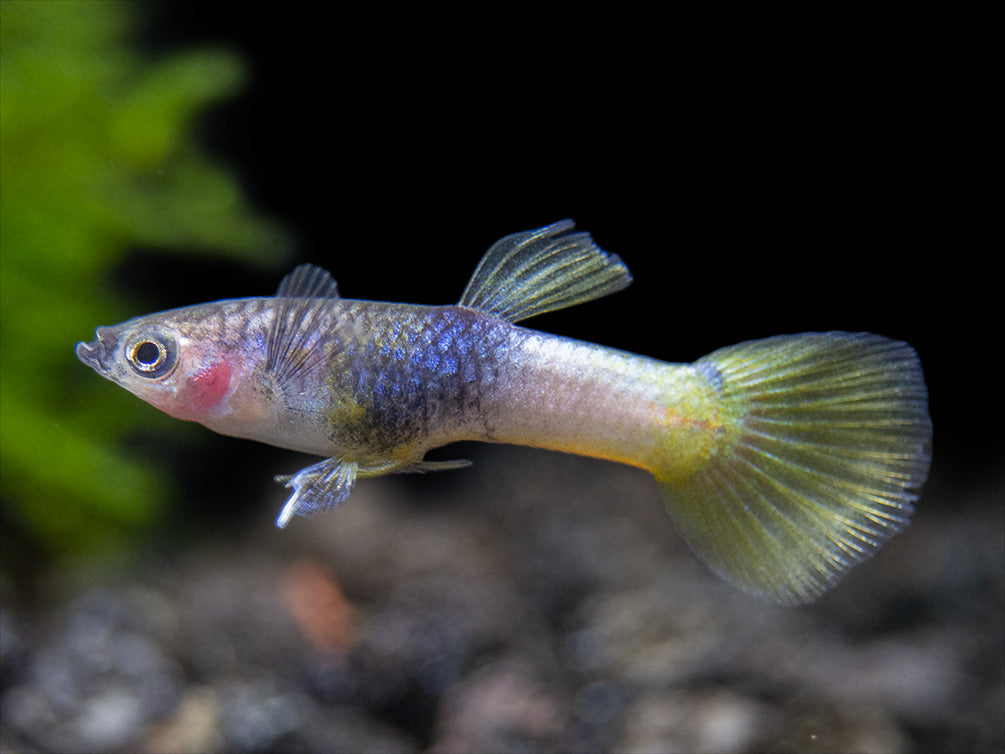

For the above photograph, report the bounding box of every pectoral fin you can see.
[265,264,341,385]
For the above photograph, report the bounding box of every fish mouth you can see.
[75,327,116,373]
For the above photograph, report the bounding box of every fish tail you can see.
[655,332,932,604]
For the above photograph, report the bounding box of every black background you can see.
[131,3,998,505]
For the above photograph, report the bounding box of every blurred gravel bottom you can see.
[1,447,1002,753]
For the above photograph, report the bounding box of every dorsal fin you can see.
[265,264,341,383]
[458,220,632,323]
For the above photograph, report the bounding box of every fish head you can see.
[76,307,241,424]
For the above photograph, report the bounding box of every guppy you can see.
[77,221,932,604]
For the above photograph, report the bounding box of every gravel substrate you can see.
[2,448,1001,753]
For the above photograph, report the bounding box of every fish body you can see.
[79,296,707,475]
[77,221,932,603]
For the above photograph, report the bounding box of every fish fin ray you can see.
[397,459,473,473]
[458,220,632,323]
[275,263,340,299]
[266,264,340,383]
[275,456,358,527]
[656,332,932,604]
[274,456,471,527]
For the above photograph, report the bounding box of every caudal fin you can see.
[657,332,932,604]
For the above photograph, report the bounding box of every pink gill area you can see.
[171,361,233,420]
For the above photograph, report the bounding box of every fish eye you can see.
[125,331,177,379]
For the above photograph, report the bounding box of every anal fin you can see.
[397,459,473,474]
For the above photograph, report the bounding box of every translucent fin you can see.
[275,456,358,528]
[265,264,340,384]
[657,333,932,604]
[458,220,632,323]
[397,459,473,473]
[275,263,340,300]
[274,457,471,527]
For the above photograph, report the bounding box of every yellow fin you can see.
[657,332,932,604]
[458,220,632,323]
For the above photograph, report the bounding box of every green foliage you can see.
[0,1,291,559]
